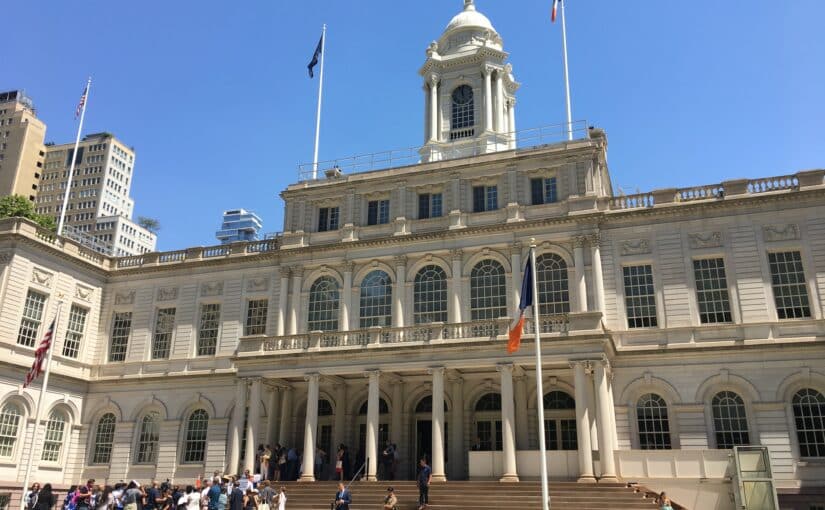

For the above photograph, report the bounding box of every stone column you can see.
[423,84,430,143]
[510,243,522,310]
[365,370,381,481]
[450,250,463,324]
[278,386,293,446]
[276,268,291,336]
[340,262,354,331]
[594,361,617,480]
[391,378,403,450]
[483,66,493,132]
[573,236,588,312]
[288,268,303,335]
[450,173,461,212]
[572,362,595,482]
[228,379,247,474]
[495,70,505,132]
[590,234,605,313]
[430,367,447,481]
[267,386,280,446]
[449,374,464,480]
[514,373,529,450]
[606,373,619,454]
[428,75,439,142]
[245,378,262,473]
[333,382,347,453]
[497,363,519,482]
[393,256,406,328]
[300,373,321,481]
[508,99,517,149]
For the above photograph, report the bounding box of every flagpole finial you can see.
[528,237,537,248]
[463,0,475,12]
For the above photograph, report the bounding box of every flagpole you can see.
[559,0,573,141]
[57,77,92,237]
[529,240,551,510]
[19,301,63,510]
[311,24,327,180]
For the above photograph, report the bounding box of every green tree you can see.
[137,216,161,234]
[0,195,56,231]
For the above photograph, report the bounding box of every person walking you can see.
[34,484,56,510]
[333,483,350,510]
[416,457,432,510]
[274,488,286,510]
[26,483,41,510]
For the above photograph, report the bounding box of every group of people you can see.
[253,444,304,482]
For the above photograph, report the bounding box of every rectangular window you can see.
[367,199,390,225]
[693,258,732,324]
[152,308,176,360]
[472,185,498,212]
[18,290,47,347]
[623,265,658,328]
[317,206,339,232]
[245,299,268,336]
[418,193,443,219]
[109,312,132,362]
[62,305,88,358]
[197,303,221,356]
[768,251,811,319]
[531,177,558,205]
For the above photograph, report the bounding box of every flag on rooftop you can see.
[75,84,88,119]
[508,260,534,354]
[307,33,324,78]
[551,0,560,22]
[23,319,55,388]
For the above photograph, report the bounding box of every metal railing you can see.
[297,120,590,181]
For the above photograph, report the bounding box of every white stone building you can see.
[0,2,823,509]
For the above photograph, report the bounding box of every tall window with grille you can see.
[711,391,750,448]
[367,199,390,225]
[543,391,577,450]
[623,265,658,328]
[109,312,132,362]
[62,304,88,358]
[317,206,340,232]
[413,265,448,324]
[768,251,811,319]
[91,413,116,464]
[308,276,340,331]
[135,412,161,464]
[530,177,558,205]
[0,403,22,459]
[18,289,47,347]
[182,409,209,463]
[536,253,570,316]
[41,410,67,462]
[637,393,671,449]
[418,193,443,219]
[151,308,176,359]
[792,388,825,458]
[693,258,732,323]
[244,299,268,336]
[359,270,392,328]
[470,260,507,320]
[450,85,475,139]
[197,304,221,356]
[472,185,498,212]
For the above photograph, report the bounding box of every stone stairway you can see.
[272,480,663,510]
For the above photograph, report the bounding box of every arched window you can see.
[474,393,502,451]
[414,265,448,324]
[414,396,448,413]
[544,391,577,450]
[536,253,570,315]
[136,412,160,464]
[475,393,502,411]
[91,413,117,464]
[41,409,67,462]
[318,399,334,417]
[451,85,475,135]
[711,391,750,449]
[359,270,392,328]
[470,260,507,320]
[308,276,340,332]
[183,409,209,463]
[0,402,23,459]
[792,388,825,458]
[358,398,389,415]
[637,394,671,450]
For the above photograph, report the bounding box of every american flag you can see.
[23,319,55,388]
[75,85,88,119]
[551,0,560,22]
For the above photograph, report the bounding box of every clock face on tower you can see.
[452,85,473,105]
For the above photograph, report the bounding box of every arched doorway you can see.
[317,399,334,479]
[356,398,390,473]
[543,390,577,450]
[413,395,449,475]
[473,393,502,451]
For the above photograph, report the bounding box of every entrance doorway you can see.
[416,420,432,465]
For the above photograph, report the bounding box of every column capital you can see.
[393,255,408,267]
[429,73,440,86]
[509,241,522,256]
[291,266,304,278]
[447,370,464,384]
[364,369,381,379]
[587,232,602,247]
[450,249,463,262]
[481,64,495,76]
[572,235,587,249]
[279,265,293,278]
[427,366,446,377]
[496,362,514,374]
[304,372,321,383]
[341,260,355,273]
[568,359,596,374]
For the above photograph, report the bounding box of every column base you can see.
[577,475,597,483]
[598,475,619,483]
[431,474,447,482]
[499,474,520,483]
[297,474,316,483]
[365,475,377,482]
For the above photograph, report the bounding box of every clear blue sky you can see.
[6,1,824,251]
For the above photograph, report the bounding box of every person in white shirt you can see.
[276,487,286,510]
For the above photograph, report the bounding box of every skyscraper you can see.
[215,208,263,244]
[0,90,46,201]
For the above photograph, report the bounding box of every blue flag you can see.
[307,34,323,78]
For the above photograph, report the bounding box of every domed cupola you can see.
[419,0,519,162]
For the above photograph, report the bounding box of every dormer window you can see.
[450,85,475,140]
